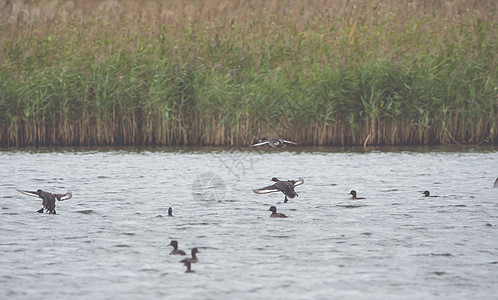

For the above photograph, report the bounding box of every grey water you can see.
[1,147,497,299]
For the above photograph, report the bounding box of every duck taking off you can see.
[253,177,304,203]
[17,189,72,214]
[251,138,297,149]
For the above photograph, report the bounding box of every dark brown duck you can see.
[169,240,187,255]
[180,248,200,264]
[349,190,366,200]
[422,190,439,197]
[253,177,304,203]
[17,189,72,214]
[268,206,287,218]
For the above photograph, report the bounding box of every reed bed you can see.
[0,0,496,146]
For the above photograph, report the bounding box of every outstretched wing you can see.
[17,189,39,198]
[54,192,72,201]
[253,184,279,194]
[281,139,297,145]
[293,178,304,186]
[251,141,270,147]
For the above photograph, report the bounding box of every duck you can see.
[422,190,439,197]
[168,207,173,217]
[268,206,287,218]
[180,248,200,265]
[17,189,72,214]
[169,240,187,255]
[251,138,297,149]
[253,177,304,203]
[494,177,498,187]
[182,260,195,273]
[349,190,366,200]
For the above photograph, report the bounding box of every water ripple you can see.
[0,148,497,299]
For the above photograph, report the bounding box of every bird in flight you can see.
[18,189,72,214]
[253,177,304,203]
[251,138,297,149]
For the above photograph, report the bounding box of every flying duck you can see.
[349,190,366,200]
[268,206,287,218]
[251,138,297,149]
[17,189,72,214]
[253,177,304,203]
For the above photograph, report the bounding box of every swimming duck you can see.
[17,189,72,214]
[169,240,187,255]
[422,190,439,197]
[182,260,195,273]
[268,206,287,218]
[253,177,304,203]
[168,207,173,217]
[251,138,297,149]
[349,190,366,200]
[180,248,200,264]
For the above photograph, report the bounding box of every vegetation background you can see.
[0,0,496,146]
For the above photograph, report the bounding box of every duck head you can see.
[268,206,277,213]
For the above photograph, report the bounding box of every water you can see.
[1,147,497,299]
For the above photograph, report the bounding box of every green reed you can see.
[0,1,496,146]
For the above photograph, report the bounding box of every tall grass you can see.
[0,0,496,146]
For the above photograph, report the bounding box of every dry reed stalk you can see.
[1,0,496,147]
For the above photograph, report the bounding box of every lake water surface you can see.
[1,146,497,299]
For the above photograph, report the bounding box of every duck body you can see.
[251,138,297,149]
[18,189,72,214]
[180,248,200,264]
[253,177,304,203]
[349,190,365,200]
[268,206,287,218]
